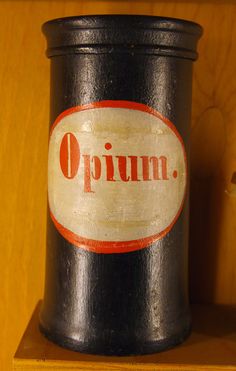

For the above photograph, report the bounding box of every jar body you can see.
[40,15,202,355]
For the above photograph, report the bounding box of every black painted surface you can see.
[40,15,202,355]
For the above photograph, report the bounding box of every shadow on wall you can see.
[189,107,229,304]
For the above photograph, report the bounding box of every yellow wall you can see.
[1,1,236,370]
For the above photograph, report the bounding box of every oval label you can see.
[48,100,187,254]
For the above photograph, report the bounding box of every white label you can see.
[48,101,187,253]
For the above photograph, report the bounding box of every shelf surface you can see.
[13,301,236,370]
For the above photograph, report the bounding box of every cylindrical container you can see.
[40,15,202,355]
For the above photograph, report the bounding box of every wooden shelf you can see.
[13,301,236,370]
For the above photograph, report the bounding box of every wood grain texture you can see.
[0,1,236,370]
[13,302,236,370]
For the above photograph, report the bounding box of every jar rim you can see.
[42,14,203,60]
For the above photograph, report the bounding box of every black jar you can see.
[40,15,202,355]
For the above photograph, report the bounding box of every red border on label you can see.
[49,100,187,254]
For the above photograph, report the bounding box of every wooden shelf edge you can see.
[13,358,236,371]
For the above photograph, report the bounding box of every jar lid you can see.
[42,15,203,60]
